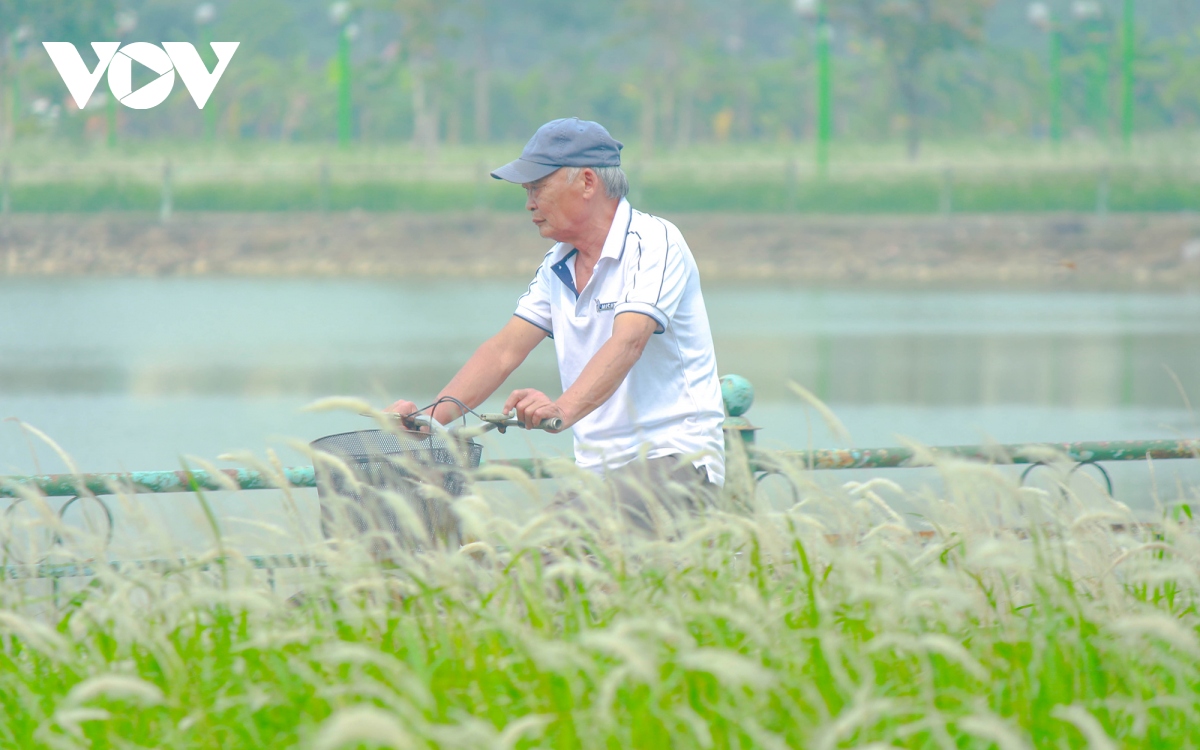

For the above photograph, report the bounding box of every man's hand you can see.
[383,399,424,430]
[503,389,567,432]
[383,399,418,415]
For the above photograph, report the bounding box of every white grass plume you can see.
[1050,705,1116,750]
[787,380,853,445]
[1110,612,1200,658]
[65,674,164,706]
[813,694,898,750]
[916,634,989,682]
[495,714,552,750]
[579,630,658,683]
[957,713,1031,750]
[181,455,241,492]
[8,420,85,484]
[845,480,906,524]
[302,395,376,416]
[312,705,415,750]
[0,611,70,661]
[678,647,775,690]
[53,707,111,737]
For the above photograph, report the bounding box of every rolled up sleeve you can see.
[514,261,554,337]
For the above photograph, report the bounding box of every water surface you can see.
[1,279,1197,555]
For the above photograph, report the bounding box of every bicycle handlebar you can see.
[479,413,564,431]
[375,411,563,436]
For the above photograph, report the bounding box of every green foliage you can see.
[835,0,1000,155]
[3,0,1199,153]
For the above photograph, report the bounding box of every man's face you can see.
[522,168,585,242]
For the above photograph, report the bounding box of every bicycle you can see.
[309,397,561,552]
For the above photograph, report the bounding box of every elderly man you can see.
[387,117,724,529]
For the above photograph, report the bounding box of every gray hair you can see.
[563,166,629,200]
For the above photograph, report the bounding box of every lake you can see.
[2,278,1198,558]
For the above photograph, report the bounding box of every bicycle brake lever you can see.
[370,412,431,432]
[478,413,563,431]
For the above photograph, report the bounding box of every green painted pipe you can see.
[2,440,1197,499]
[3,553,319,581]
[773,438,1200,471]
[0,467,318,499]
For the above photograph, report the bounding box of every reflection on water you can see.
[1,278,1197,550]
[1,331,1193,411]
[725,332,1198,408]
[3,279,1198,407]
[1,278,1198,471]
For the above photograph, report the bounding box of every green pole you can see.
[1080,17,1108,140]
[1121,0,1135,150]
[10,69,18,142]
[1092,37,1108,139]
[815,4,832,178]
[337,25,352,147]
[1049,27,1062,147]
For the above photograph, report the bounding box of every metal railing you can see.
[2,377,1197,580]
[3,439,1200,502]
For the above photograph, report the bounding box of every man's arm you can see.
[506,312,656,430]
[386,316,547,424]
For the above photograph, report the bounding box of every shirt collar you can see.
[599,198,633,261]
[550,198,633,263]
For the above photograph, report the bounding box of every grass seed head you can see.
[65,674,164,707]
[678,647,775,690]
[311,705,415,750]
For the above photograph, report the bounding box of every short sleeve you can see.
[514,260,554,338]
[614,220,689,334]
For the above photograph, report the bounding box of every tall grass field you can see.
[8,168,1198,214]
[3,426,1200,749]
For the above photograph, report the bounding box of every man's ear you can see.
[581,167,599,198]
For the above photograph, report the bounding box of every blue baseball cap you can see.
[491,117,623,184]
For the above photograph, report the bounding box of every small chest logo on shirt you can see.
[596,300,616,312]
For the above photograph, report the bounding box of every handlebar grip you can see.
[539,417,564,431]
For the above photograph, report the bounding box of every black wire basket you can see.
[310,428,482,551]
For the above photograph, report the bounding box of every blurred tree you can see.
[0,0,117,146]
[836,0,997,159]
[620,0,706,155]
[1139,22,1200,131]
[393,0,450,155]
[2,0,118,46]
[4,0,1198,151]
[463,0,490,142]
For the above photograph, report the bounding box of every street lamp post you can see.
[795,0,832,178]
[330,2,355,148]
[195,3,216,143]
[1028,2,1062,148]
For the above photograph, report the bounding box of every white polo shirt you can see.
[514,198,726,486]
